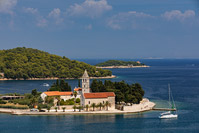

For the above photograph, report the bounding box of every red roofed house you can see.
[41,91,73,101]
[80,70,116,110]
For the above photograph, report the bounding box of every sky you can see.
[0,0,199,59]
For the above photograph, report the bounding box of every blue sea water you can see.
[0,59,199,133]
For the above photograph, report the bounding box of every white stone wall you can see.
[40,93,75,101]
[107,97,115,110]
[60,95,73,101]
[84,98,107,106]
[83,97,115,111]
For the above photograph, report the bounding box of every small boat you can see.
[43,83,50,87]
[159,84,178,119]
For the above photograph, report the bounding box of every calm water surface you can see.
[0,59,199,133]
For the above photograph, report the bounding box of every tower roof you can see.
[82,70,89,78]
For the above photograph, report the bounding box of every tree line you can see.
[91,80,145,104]
[0,47,112,79]
[48,79,71,91]
[96,60,145,67]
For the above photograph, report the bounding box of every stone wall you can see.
[108,97,115,110]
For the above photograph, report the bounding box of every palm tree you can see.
[105,101,111,111]
[38,106,41,112]
[55,107,58,112]
[85,104,89,112]
[78,106,83,112]
[62,107,66,112]
[97,103,103,111]
[45,96,54,104]
[31,97,38,108]
[73,91,77,103]
[91,103,96,111]
[47,106,51,112]
[55,96,61,110]
[102,104,105,110]
[73,105,76,112]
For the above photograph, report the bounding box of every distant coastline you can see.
[96,65,150,69]
[0,75,116,81]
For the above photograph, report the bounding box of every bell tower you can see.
[82,70,90,93]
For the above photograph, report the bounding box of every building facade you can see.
[80,70,116,110]
[41,91,73,101]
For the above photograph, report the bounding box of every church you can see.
[80,70,116,111]
[41,70,116,111]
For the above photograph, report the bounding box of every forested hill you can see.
[95,60,145,67]
[0,47,112,79]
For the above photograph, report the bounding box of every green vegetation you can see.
[75,98,80,104]
[73,105,77,112]
[91,80,145,104]
[91,103,96,111]
[48,79,71,91]
[0,89,54,110]
[0,47,112,79]
[0,104,29,109]
[62,107,66,112]
[0,99,7,104]
[85,104,89,111]
[96,60,145,67]
[8,89,41,108]
[60,98,77,105]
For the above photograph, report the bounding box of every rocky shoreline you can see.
[0,75,116,81]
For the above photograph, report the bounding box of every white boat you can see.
[159,84,178,119]
[43,83,50,87]
[159,114,178,119]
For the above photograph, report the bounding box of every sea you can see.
[0,59,199,133]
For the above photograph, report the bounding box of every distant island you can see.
[95,60,149,69]
[0,47,113,80]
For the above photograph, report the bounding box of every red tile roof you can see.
[74,88,82,91]
[84,92,115,99]
[44,91,73,96]
[104,92,115,97]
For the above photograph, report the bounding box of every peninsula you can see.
[0,70,155,115]
[0,47,113,80]
[95,60,149,69]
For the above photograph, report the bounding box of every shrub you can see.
[60,99,67,105]
[12,99,31,105]
[0,105,29,109]
[0,100,6,104]
[60,99,75,105]
[76,98,80,103]
[38,103,48,109]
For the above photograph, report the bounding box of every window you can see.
[103,101,104,104]
[89,101,90,104]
